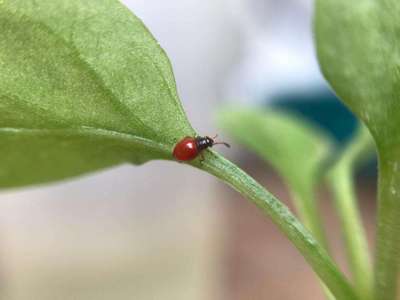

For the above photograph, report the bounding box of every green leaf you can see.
[315,1,400,299]
[0,0,194,188]
[218,107,333,247]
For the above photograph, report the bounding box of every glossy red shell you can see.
[173,137,199,161]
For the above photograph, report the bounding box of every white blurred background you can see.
[0,1,342,299]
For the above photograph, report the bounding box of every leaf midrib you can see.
[0,126,171,155]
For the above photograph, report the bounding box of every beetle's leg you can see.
[199,152,205,163]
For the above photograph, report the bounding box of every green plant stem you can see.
[326,126,374,299]
[290,185,329,251]
[329,166,372,300]
[199,152,359,300]
[327,124,375,300]
[374,155,400,300]
[290,187,335,300]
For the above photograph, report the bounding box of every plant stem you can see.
[374,154,400,300]
[326,125,374,300]
[290,185,330,251]
[199,152,359,300]
[329,166,372,300]
[290,187,335,300]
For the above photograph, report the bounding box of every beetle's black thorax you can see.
[195,136,214,151]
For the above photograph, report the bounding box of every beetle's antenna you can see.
[213,141,230,148]
[212,134,219,140]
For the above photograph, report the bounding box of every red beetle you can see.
[173,135,230,161]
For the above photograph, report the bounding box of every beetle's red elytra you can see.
[173,135,230,161]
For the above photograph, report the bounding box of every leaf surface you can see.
[0,0,194,188]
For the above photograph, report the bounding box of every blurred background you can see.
[0,0,376,299]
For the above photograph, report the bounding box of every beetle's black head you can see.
[195,135,230,151]
[205,136,214,146]
[195,136,214,151]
